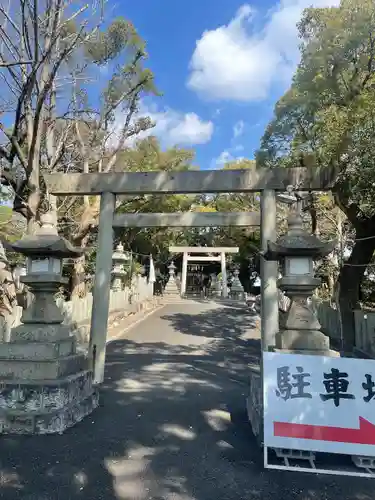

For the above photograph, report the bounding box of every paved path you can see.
[0,301,374,500]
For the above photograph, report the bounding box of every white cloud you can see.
[99,64,109,75]
[211,149,245,169]
[216,150,233,165]
[187,0,340,102]
[211,128,245,168]
[233,120,244,138]
[167,112,213,145]
[133,102,214,146]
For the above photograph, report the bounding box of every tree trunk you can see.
[327,273,335,302]
[337,221,375,351]
[70,232,91,298]
[69,199,101,298]
[26,189,41,235]
[71,254,87,298]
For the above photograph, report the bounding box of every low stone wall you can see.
[312,299,375,357]
[353,310,375,358]
[10,275,155,344]
[312,299,343,342]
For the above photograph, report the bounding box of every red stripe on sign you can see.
[274,417,375,445]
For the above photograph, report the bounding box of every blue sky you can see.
[112,0,339,170]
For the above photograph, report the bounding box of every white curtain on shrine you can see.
[149,254,156,283]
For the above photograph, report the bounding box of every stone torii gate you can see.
[116,211,260,297]
[45,167,336,384]
[169,246,240,298]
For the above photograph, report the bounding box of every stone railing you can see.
[311,299,375,357]
[10,275,155,344]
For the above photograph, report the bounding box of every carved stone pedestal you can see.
[0,316,98,435]
[0,369,98,434]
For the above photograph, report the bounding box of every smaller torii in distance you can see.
[169,246,240,298]
[116,210,260,297]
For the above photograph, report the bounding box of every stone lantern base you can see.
[163,278,181,303]
[230,269,245,301]
[275,296,340,357]
[0,323,98,435]
[275,328,330,352]
[163,262,181,303]
[273,346,340,357]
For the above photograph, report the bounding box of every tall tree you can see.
[0,0,102,231]
[257,0,375,348]
[56,18,157,296]
[0,1,157,296]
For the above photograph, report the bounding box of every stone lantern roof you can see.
[266,210,336,259]
[4,213,84,259]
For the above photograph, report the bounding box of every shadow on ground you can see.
[0,303,374,499]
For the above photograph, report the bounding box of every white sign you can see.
[263,352,375,456]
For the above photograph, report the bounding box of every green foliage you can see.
[0,206,24,242]
[85,18,144,65]
[257,0,375,318]
[0,205,26,266]
[258,1,375,220]
[114,136,196,172]
[114,138,197,265]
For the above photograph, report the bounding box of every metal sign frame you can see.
[264,447,375,478]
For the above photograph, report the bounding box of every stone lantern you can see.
[230,265,245,301]
[163,260,180,302]
[265,208,337,355]
[111,242,130,291]
[168,260,176,278]
[0,213,98,434]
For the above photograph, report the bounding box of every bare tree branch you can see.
[0,60,33,67]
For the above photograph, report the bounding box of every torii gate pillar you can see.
[247,190,278,445]
[260,189,278,350]
[220,252,228,298]
[181,252,188,296]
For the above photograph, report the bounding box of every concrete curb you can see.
[75,298,163,352]
[106,304,166,343]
